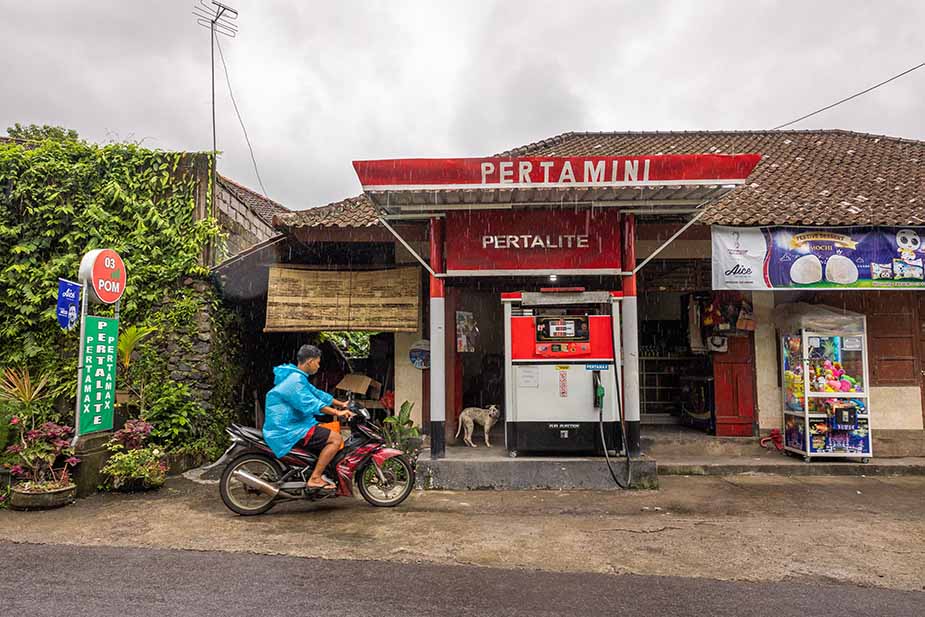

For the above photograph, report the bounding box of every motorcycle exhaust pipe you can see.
[231,469,280,498]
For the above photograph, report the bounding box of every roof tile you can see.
[218,175,290,225]
[273,194,379,229]
[499,129,925,225]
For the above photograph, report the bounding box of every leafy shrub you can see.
[111,418,153,450]
[101,445,168,490]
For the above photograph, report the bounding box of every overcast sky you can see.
[2,1,923,210]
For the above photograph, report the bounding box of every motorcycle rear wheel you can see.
[357,455,415,507]
[220,453,282,516]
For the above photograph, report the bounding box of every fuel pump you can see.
[502,289,625,459]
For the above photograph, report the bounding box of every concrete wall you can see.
[753,291,781,430]
[869,387,924,430]
[394,332,425,428]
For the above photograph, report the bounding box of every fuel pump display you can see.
[503,290,623,456]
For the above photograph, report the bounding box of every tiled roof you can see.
[272,194,380,229]
[499,130,925,226]
[218,175,290,225]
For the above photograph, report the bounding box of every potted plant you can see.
[381,400,423,466]
[100,419,168,492]
[0,368,80,510]
[6,420,81,510]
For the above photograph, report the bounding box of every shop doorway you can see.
[447,285,506,449]
[638,260,757,436]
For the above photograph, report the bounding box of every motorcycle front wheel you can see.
[357,455,415,507]
[220,453,282,516]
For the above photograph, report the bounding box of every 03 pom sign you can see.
[713,225,925,290]
[72,249,125,437]
[78,248,126,304]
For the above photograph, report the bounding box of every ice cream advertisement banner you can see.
[712,225,925,290]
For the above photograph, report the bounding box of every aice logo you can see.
[62,288,77,300]
[725,264,753,276]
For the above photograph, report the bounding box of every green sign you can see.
[79,316,119,434]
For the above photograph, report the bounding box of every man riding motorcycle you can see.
[262,344,354,492]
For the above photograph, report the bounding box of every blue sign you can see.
[585,363,610,371]
[57,279,81,330]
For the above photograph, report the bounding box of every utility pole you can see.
[193,1,238,222]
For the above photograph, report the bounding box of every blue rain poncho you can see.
[262,364,334,458]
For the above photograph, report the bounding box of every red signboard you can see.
[78,248,126,304]
[445,209,621,275]
[353,154,761,190]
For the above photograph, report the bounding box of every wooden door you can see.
[712,335,757,436]
[917,295,925,427]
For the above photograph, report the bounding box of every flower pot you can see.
[10,484,77,511]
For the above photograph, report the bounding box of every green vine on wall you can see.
[0,137,222,441]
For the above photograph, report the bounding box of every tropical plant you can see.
[118,325,157,374]
[0,367,52,429]
[117,324,157,414]
[5,419,79,492]
[381,400,422,463]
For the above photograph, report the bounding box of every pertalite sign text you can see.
[480,158,651,185]
[483,235,590,249]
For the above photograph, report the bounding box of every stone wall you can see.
[161,277,218,412]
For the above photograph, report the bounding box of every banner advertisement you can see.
[79,316,119,434]
[713,225,925,290]
[56,279,81,330]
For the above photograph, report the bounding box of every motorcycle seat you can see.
[239,426,266,443]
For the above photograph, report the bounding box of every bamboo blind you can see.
[264,266,420,332]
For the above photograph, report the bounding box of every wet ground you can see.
[3,542,924,617]
[1,474,923,592]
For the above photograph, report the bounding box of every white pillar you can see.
[429,297,446,457]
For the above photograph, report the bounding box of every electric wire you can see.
[215,35,269,196]
[772,59,925,130]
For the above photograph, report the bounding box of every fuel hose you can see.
[596,370,632,489]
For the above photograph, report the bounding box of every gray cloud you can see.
[2,0,924,209]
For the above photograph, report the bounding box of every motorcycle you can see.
[214,398,415,516]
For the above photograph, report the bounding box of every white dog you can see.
[455,405,501,448]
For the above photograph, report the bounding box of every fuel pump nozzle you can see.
[592,370,605,409]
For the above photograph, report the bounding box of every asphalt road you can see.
[0,542,922,617]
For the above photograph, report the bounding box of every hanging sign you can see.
[445,209,622,275]
[56,279,82,330]
[78,248,127,304]
[712,225,925,290]
[79,316,119,434]
[353,154,762,191]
